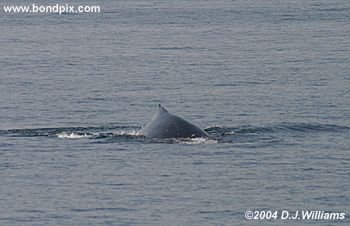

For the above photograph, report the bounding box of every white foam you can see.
[205,125,223,129]
[113,130,142,136]
[56,132,92,139]
[178,137,218,144]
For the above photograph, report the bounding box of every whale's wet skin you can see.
[140,104,209,139]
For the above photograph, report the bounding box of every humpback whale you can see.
[141,104,209,139]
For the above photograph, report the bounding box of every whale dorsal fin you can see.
[158,104,168,113]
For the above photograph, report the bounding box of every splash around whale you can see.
[140,104,209,139]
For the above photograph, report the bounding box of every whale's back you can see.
[141,105,209,139]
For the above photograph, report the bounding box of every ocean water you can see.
[0,0,350,225]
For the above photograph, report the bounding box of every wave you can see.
[0,125,137,138]
[0,122,348,144]
[205,122,350,135]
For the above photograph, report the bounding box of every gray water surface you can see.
[0,0,349,225]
